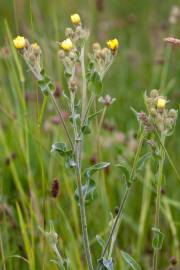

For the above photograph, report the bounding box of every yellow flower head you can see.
[13,36,26,49]
[60,38,73,51]
[32,43,40,50]
[71,13,81,25]
[107,38,119,51]
[157,97,166,109]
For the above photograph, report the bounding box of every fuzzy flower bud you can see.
[60,38,73,51]
[65,27,74,37]
[168,109,177,119]
[93,42,101,51]
[150,89,159,98]
[71,13,81,25]
[13,36,26,49]
[31,43,41,56]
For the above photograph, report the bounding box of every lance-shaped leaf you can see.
[121,251,142,270]
[98,258,114,270]
[84,162,110,179]
[96,235,105,249]
[89,71,103,95]
[115,160,130,180]
[136,152,152,172]
[152,227,164,250]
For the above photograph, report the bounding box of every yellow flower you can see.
[71,13,81,25]
[107,38,119,51]
[32,43,40,49]
[60,38,73,51]
[157,98,166,109]
[13,36,26,49]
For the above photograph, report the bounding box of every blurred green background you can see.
[0,0,180,269]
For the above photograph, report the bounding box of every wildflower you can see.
[169,256,177,265]
[107,38,119,51]
[157,97,166,109]
[13,36,26,49]
[98,95,116,106]
[164,37,180,47]
[71,13,81,25]
[60,38,73,51]
[51,179,60,198]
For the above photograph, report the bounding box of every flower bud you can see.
[65,27,74,37]
[68,78,78,92]
[150,89,159,98]
[58,49,65,59]
[150,108,157,117]
[32,43,41,56]
[92,42,101,51]
[168,109,177,119]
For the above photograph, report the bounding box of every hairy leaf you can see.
[121,250,142,270]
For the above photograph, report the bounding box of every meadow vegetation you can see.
[0,1,180,270]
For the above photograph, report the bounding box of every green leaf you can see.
[38,70,55,95]
[84,162,110,179]
[74,179,96,205]
[88,109,104,121]
[65,153,76,168]
[136,152,152,172]
[64,71,72,79]
[115,160,130,180]
[152,227,164,250]
[121,250,142,270]
[89,72,103,95]
[51,142,67,156]
[51,142,76,168]
[96,235,105,248]
[98,258,114,270]
[82,125,91,135]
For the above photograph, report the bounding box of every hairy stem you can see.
[71,46,94,270]
[49,92,74,150]
[152,134,165,270]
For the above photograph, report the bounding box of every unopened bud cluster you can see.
[13,36,41,79]
[89,40,119,79]
[58,14,90,93]
[144,89,177,134]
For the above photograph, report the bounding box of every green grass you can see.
[0,0,180,269]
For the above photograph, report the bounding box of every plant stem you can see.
[70,45,94,270]
[97,106,107,160]
[80,46,87,122]
[49,91,74,150]
[152,134,165,270]
[102,187,130,259]
[101,131,144,260]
